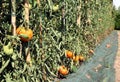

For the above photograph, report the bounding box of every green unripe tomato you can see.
[52,5,59,12]
[29,4,32,9]
[3,42,13,55]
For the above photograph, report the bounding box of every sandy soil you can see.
[114,31,120,82]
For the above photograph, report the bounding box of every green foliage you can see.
[114,6,120,29]
[0,0,114,82]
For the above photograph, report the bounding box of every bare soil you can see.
[114,31,120,82]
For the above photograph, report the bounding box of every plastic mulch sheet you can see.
[60,31,118,82]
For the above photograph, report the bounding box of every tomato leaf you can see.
[71,65,77,72]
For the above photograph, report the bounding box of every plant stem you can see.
[0,59,10,74]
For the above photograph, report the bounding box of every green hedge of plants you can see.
[0,0,114,82]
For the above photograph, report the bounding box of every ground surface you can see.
[55,30,120,82]
[114,31,120,82]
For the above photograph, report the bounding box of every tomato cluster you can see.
[58,50,86,76]
[65,50,85,62]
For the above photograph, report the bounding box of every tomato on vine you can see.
[72,55,79,62]
[65,50,74,59]
[3,42,13,55]
[58,65,69,75]
[52,5,59,12]
[16,27,33,42]
[79,55,85,61]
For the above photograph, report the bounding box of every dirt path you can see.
[114,31,120,82]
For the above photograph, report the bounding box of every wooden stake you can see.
[39,23,42,48]
[24,0,31,63]
[37,0,40,7]
[11,0,16,35]
[26,48,32,66]
[24,0,29,27]
[77,0,81,27]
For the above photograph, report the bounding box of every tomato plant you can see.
[0,0,114,82]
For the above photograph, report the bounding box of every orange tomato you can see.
[58,65,68,75]
[16,27,33,42]
[65,50,74,59]
[79,55,85,61]
[73,55,79,62]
